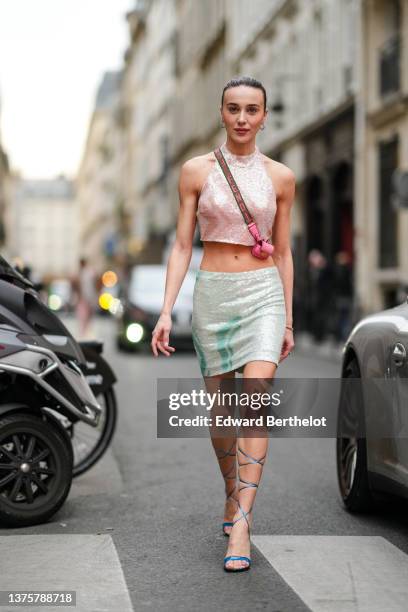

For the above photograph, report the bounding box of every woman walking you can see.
[151,76,295,572]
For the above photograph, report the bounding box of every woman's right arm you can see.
[151,158,200,357]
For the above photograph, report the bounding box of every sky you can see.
[0,0,134,179]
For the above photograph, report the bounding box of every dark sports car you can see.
[337,295,408,511]
[116,264,196,352]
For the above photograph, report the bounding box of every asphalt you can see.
[1,317,407,612]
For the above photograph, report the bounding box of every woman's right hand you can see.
[151,313,176,357]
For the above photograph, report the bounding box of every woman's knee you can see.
[242,360,278,381]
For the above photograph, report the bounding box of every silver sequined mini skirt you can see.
[191,266,286,377]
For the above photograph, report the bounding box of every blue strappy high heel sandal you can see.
[223,446,266,572]
[215,440,237,536]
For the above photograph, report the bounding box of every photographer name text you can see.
[167,415,327,428]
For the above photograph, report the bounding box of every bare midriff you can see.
[199,241,276,272]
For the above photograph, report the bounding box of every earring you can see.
[260,124,265,130]
[221,121,225,128]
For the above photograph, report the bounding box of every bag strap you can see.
[214,147,254,227]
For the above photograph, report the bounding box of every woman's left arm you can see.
[271,164,296,328]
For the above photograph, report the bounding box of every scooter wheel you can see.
[0,412,73,527]
[72,387,117,478]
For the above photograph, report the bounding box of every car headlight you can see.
[126,323,144,343]
[48,294,62,311]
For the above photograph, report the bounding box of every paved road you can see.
[1,316,407,612]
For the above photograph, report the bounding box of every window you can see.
[378,136,399,268]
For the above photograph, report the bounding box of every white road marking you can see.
[0,535,133,612]
[252,535,408,612]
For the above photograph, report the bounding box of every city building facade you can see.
[120,0,177,264]
[356,0,408,312]
[10,177,79,279]
[78,0,408,324]
[77,71,124,273]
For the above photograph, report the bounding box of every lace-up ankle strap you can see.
[237,446,266,467]
[232,499,253,536]
[238,477,259,492]
[214,440,238,506]
[215,439,236,460]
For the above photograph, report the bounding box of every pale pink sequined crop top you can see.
[196,141,276,245]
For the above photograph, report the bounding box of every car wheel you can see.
[336,357,373,512]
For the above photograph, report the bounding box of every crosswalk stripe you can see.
[252,535,408,612]
[0,535,133,612]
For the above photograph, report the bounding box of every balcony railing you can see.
[379,34,400,97]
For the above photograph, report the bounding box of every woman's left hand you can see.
[280,329,294,362]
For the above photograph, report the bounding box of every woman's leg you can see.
[204,370,238,535]
[224,360,277,570]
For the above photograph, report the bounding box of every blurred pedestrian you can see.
[305,249,333,342]
[73,257,99,338]
[333,251,353,342]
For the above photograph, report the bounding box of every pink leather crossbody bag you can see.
[214,147,275,260]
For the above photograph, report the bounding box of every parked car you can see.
[116,264,196,352]
[336,294,408,511]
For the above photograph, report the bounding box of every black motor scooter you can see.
[0,256,117,526]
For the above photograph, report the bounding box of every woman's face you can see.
[220,85,267,143]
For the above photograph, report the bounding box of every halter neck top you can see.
[196,141,276,246]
